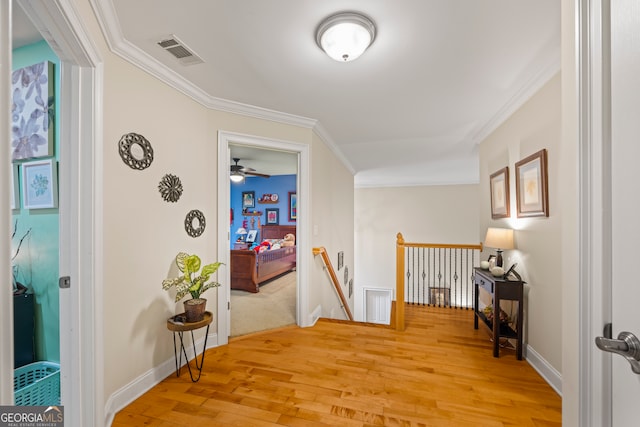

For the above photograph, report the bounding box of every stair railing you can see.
[312,247,354,321]
[395,233,483,330]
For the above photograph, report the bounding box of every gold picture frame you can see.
[429,287,450,307]
[490,167,510,219]
[515,149,549,218]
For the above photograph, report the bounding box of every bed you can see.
[230,225,296,293]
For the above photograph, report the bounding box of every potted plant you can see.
[162,252,223,322]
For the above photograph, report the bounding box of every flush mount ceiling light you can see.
[316,12,376,62]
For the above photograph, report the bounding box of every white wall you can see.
[354,184,480,320]
[479,73,562,374]
[310,132,355,320]
[101,51,218,402]
[71,3,355,417]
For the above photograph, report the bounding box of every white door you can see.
[599,0,640,424]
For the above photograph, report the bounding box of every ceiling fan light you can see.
[230,172,244,183]
[316,12,376,62]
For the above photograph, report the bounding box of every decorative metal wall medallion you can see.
[118,132,154,170]
[185,209,206,237]
[158,173,183,202]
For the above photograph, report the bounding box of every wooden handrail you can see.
[395,233,483,330]
[312,247,354,321]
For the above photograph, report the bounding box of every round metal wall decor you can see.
[118,132,154,170]
[158,173,183,203]
[185,209,206,237]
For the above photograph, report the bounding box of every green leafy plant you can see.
[162,252,223,301]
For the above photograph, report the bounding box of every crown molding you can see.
[470,48,561,145]
[90,0,318,130]
[91,0,356,175]
[312,122,357,175]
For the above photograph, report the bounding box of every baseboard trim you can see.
[104,332,218,426]
[525,344,562,396]
[310,305,322,325]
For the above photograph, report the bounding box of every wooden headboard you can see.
[261,225,296,240]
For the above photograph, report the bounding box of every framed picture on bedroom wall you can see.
[242,191,255,209]
[489,166,510,219]
[266,208,279,225]
[245,229,258,243]
[288,192,297,221]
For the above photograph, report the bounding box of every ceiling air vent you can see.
[157,35,204,66]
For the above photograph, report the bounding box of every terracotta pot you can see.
[184,298,207,322]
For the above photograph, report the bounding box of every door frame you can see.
[2,1,104,425]
[1,1,14,405]
[216,131,311,344]
[577,0,611,425]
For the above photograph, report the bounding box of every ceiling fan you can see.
[230,158,270,182]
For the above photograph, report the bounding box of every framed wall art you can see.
[11,61,55,161]
[489,167,510,219]
[10,164,19,209]
[515,149,549,218]
[288,192,297,221]
[242,191,255,209]
[21,158,58,209]
[245,229,258,243]
[429,287,451,307]
[266,208,279,225]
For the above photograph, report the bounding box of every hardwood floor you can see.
[113,305,561,426]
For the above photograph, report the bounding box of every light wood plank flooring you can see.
[113,305,561,426]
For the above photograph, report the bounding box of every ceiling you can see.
[13,0,560,187]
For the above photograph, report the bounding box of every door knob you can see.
[595,326,640,374]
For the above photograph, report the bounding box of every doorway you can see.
[216,131,311,345]
[4,1,103,424]
[11,38,61,402]
[228,144,298,336]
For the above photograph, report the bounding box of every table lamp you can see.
[235,227,247,241]
[484,227,514,268]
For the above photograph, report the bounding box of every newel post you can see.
[395,233,406,331]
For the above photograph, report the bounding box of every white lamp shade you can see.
[236,227,247,235]
[230,172,244,183]
[316,12,376,62]
[484,227,514,250]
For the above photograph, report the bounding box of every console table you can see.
[166,311,212,382]
[473,268,524,359]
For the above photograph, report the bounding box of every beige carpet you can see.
[230,271,297,337]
